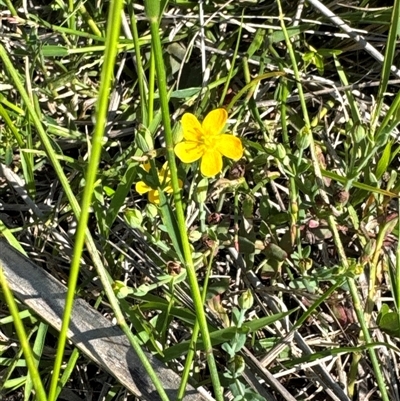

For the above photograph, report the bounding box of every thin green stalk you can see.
[148,52,156,123]
[327,215,389,401]
[216,192,226,213]
[347,351,359,397]
[48,0,125,398]
[68,0,76,31]
[4,0,17,16]
[128,3,148,123]
[276,1,310,127]
[54,348,80,400]
[0,11,169,401]
[0,265,47,401]
[144,2,223,400]
[269,40,300,249]
[365,219,398,324]
[234,191,240,254]
[24,322,47,399]
[241,58,265,133]
[371,0,400,133]
[397,200,400,310]
[177,247,216,400]
[218,11,244,107]
[276,0,327,203]
[280,76,299,248]
[79,4,102,37]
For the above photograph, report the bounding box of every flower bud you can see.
[296,125,312,150]
[238,289,254,310]
[136,125,154,152]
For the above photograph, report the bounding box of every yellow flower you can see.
[174,108,243,177]
[135,162,183,204]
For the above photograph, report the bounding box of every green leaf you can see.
[161,310,294,361]
[268,25,311,44]
[158,190,185,263]
[375,140,393,180]
[105,160,138,235]
[42,45,69,57]
[378,311,400,337]
[195,177,208,203]
[170,87,201,99]
[124,208,143,229]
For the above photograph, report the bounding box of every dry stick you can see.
[228,246,350,401]
[306,0,400,78]
[245,270,350,401]
[0,163,44,218]
[256,79,400,108]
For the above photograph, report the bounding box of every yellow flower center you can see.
[202,133,218,149]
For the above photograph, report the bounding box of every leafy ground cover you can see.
[1,0,400,400]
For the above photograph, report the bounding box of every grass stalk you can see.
[276,0,328,205]
[127,3,148,123]
[0,31,158,397]
[218,13,243,107]
[78,4,102,37]
[0,266,47,401]
[47,0,125,398]
[371,0,400,133]
[365,219,398,324]
[327,215,389,401]
[144,1,223,399]
[177,246,215,400]
[396,201,400,311]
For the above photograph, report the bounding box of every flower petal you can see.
[158,163,170,185]
[175,141,204,163]
[135,181,151,194]
[148,190,160,204]
[141,162,151,172]
[202,108,228,136]
[216,134,243,160]
[201,149,223,177]
[164,179,183,193]
[181,113,203,141]
[164,185,173,193]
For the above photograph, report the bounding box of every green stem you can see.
[48,1,124,399]
[68,0,76,31]
[0,266,47,401]
[397,200,400,310]
[276,0,326,203]
[0,7,169,401]
[327,215,389,401]
[78,4,102,37]
[366,219,397,324]
[177,247,215,400]
[128,3,148,123]
[219,11,243,107]
[5,0,17,16]
[279,76,299,248]
[148,52,156,124]
[144,2,223,400]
